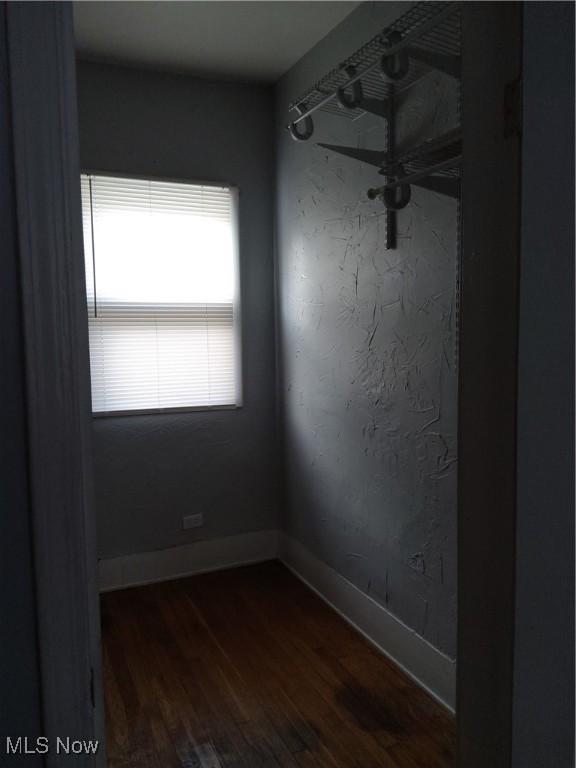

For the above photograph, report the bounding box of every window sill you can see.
[92,404,241,419]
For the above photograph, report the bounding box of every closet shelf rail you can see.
[287,1,462,246]
[287,1,461,134]
[368,129,462,202]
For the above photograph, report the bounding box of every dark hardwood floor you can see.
[101,561,455,768]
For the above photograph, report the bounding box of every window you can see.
[81,174,240,415]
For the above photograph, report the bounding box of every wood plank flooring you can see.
[101,561,455,768]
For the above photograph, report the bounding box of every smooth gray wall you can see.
[76,62,278,558]
[276,2,458,658]
[513,3,575,765]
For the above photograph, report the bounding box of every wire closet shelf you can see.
[286,0,462,236]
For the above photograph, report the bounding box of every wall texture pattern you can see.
[276,4,459,657]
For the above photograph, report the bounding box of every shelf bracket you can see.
[316,143,387,168]
[369,155,462,204]
[357,96,392,119]
[290,2,463,248]
[336,65,391,119]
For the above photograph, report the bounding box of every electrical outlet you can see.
[182,513,203,530]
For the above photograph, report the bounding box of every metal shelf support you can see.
[287,1,462,248]
[287,2,461,130]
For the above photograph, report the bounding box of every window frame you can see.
[81,170,243,419]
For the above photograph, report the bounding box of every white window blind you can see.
[80,174,240,414]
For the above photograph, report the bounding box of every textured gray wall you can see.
[513,3,575,765]
[276,2,458,657]
[76,62,278,558]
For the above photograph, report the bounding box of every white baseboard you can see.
[98,529,279,592]
[98,528,455,711]
[278,533,456,712]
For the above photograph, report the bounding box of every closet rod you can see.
[386,157,461,189]
[367,157,461,201]
[287,2,459,127]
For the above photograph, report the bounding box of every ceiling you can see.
[73,1,361,82]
